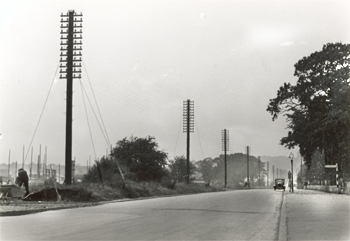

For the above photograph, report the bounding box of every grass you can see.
[27,180,225,202]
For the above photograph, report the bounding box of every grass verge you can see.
[26,181,225,202]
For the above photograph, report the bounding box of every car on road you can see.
[273,178,285,191]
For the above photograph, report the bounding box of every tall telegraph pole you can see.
[246,146,250,187]
[60,10,83,185]
[222,129,229,188]
[266,161,269,187]
[258,156,261,187]
[183,100,194,184]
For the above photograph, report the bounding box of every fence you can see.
[306,182,350,194]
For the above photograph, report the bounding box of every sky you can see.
[1,0,350,167]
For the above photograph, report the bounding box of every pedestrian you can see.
[15,168,30,196]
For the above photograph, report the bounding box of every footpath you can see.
[281,188,349,240]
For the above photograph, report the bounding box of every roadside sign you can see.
[325,165,337,168]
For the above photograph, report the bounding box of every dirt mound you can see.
[24,188,94,202]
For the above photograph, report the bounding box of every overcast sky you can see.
[1,0,350,166]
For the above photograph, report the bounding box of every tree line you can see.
[83,135,266,188]
[267,42,350,181]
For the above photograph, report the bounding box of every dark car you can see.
[273,178,285,191]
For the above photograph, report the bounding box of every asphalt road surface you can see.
[0,189,284,240]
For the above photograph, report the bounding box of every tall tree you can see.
[196,158,215,184]
[168,155,196,183]
[267,43,350,178]
[111,136,168,182]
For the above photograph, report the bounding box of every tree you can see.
[211,153,266,187]
[267,43,350,178]
[83,156,124,188]
[111,136,168,182]
[168,155,196,183]
[196,158,215,184]
[296,149,337,185]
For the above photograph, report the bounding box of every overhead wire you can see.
[82,60,111,147]
[79,82,110,148]
[83,34,233,161]
[79,80,97,159]
[194,117,205,160]
[173,115,183,159]
[82,57,154,112]
[23,63,59,163]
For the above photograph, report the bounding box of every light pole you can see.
[289,153,294,192]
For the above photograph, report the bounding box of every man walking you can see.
[16,168,30,196]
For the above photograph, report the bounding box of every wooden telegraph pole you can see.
[183,99,194,184]
[8,149,10,182]
[246,146,250,187]
[60,10,83,185]
[258,156,261,187]
[222,129,229,188]
[266,161,269,187]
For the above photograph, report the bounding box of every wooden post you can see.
[247,146,249,187]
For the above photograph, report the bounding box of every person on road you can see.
[16,168,30,196]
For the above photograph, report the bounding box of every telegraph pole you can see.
[246,146,250,187]
[300,155,303,185]
[30,147,33,179]
[266,161,269,187]
[222,129,229,188]
[38,145,41,179]
[183,99,194,184]
[258,156,261,187]
[60,10,83,185]
[22,145,25,168]
[8,150,10,182]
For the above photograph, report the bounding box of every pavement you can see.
[281,188,350,240]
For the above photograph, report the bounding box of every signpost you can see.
[325,163,339,194]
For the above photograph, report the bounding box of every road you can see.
[0,189,283,240]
